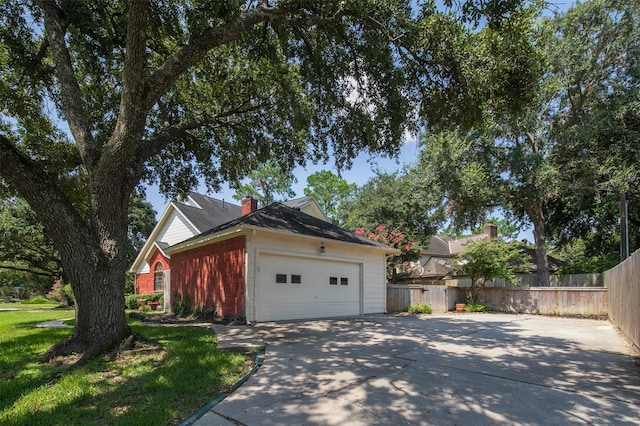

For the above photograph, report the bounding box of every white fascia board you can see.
[144,241,171,264]
[165,226,244,255]
[129,201,203,272]
[186,194,202,209]
[130,202,178,272]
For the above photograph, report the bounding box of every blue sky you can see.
[144,137,422,217]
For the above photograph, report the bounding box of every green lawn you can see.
[0,300,60,310]
[0,309,254,425]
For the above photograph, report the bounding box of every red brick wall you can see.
[170,236,246,319]
[136,249,170,295]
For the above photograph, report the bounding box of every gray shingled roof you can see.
[173,202,391,250]
[173,192,242,232]
[282,196,316,210]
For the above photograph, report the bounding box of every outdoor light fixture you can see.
[320,243,325,254]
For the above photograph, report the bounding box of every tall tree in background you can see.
[0,0,541,362]
[546,0,640,263]
[338,168,445,244]
[0,197,61,280]
[233,160,296,206]
[416,2,555,284]
[304,170,356,223]
[0,193,156,290]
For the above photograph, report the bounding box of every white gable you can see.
[299,203,325,220]
[156,210,199,246]
[130,203,201,273]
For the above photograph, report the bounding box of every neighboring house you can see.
[130,193,395,322]
[401,224,561,282]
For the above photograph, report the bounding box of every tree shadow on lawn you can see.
[214,314,640,425]
[0,324,251,426]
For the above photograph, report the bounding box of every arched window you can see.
[154,263,164,292]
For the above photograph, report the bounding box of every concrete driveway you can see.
[197,313,640,425]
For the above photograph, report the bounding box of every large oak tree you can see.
[0,0,537,362]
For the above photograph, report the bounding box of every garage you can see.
[255,253,362,322]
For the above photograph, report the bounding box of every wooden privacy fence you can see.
[605,249,640,350]
[444,273,603,288]
[387,284,449,313]
[469,287,608,316]
[387,284,608,316]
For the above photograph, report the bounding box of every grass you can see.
[0,300,60,310]
[0,309,254,425]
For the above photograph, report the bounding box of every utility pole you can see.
[620,193,629,261]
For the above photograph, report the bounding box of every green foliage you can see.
[20,295,51,305]
[339,170,444,245]
[355,224,421,283]
[0,269,55,299]
[304,170,356,224]
[464,303,491,312]
[46,280,74,307]
[554,235,620,274]
[456,238,531,304]
[0,309,252,425]
[407,303,433,314]
[126,191,157,265]
[171,292,192,317]
[233,160,297,206]
[545,0,640,258]
[125,293,163,310]
[0,198,60,278]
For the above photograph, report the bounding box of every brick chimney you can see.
[241,196,258,216]
[484,223,498,239]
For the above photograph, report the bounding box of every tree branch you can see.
[34,0,98,168]
[143,5,274,110]
[108,0,149,155]
[0,135,91,251]
[136,98,267,163]
[0,264,57,278]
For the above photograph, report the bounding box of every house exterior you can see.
[401,224,561,282]
[131,193,395,322]
[403,225,499,281]
[130,193,242,297]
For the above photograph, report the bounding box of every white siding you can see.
[156,211,199,246]
[135,263,151,274]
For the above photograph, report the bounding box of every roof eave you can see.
[165,226,244,255]
[129,202,181,272]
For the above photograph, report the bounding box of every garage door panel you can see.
[256,254,361,322]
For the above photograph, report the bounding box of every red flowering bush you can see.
[355,224,421,282]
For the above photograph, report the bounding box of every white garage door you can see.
[255,253,361,322]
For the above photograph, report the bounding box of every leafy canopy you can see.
[232,160,297,206]
[303,170,356,224]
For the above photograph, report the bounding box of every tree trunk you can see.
[44,180,133,363]
[530,205,549,287]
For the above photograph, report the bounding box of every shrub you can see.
[172,292,191,317]
[46,280,74,306]
[465,303,491,312]
[21,295,51,305]
[63,284,75,306]
[125,293,164,310]
[407,303,433,314]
